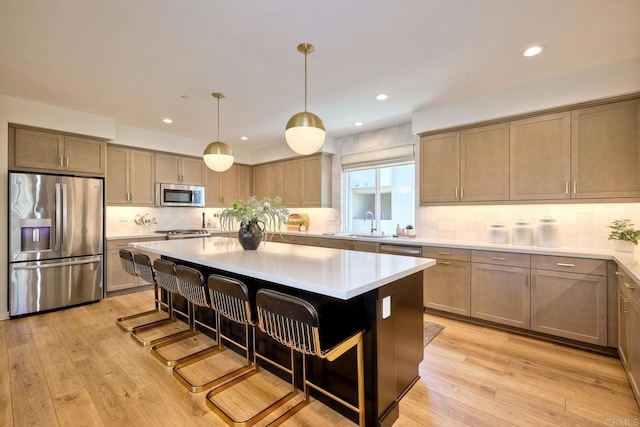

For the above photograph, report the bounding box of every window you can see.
[343,163,415,235]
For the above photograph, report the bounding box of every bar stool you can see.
[173,274,257,392]
[115,249,162,332]
[150,264,220,367]
[256,289,365,426]
[131,259,195,348]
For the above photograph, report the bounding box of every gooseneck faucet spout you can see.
[364,211,376,235]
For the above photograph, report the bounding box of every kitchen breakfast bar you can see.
[131,236,435,426]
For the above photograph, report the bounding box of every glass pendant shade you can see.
[203,141,234,172]
[285,111,325,155]
[203,92,234,172]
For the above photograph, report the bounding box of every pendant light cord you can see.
[304,50,308,113]
[217,96,220,141]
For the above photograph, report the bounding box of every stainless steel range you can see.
[157,229,211,240]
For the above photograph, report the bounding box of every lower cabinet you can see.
[531,256,607,346]
[471,262,531,329]
[106,237,164,293]
[422,247,470,316]
[618,268,640,404]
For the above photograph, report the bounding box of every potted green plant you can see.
[608,219,640,252]
[220,196,289,250]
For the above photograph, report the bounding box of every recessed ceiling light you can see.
[240,136,248,141]
[523,45,545,57]
[353,122,363,127]
[180,95,190,100]
[162,118,173,124]
[375,93,389,101]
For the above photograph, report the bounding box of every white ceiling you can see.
[1,0,639,153]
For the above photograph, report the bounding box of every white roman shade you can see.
[341,144,415,171]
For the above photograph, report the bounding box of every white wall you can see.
[412,57,640,135]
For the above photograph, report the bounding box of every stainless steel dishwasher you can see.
[379,243,422,257]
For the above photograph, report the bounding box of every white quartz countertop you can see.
[130,236,435,300]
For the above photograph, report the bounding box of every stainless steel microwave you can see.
[155,183,205,207]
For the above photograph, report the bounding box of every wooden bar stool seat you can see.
[173,274,257,392]
[150,264,221,367]
[115,249,166,332]
[131,259,196,348]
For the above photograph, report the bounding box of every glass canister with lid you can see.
[489,222,508,244]
[537,217,559,247]
[512,220,533,246]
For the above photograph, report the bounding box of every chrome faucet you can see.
[364,211,376,234]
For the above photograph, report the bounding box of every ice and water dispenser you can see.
[20,218,52,252]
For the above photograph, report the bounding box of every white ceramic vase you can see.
[614,239,636,253]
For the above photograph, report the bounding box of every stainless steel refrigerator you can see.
[9,172,104,317]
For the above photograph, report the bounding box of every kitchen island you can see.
[132,236,435,426]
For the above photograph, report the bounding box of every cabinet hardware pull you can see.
[65,157,69,167]
[556,263,575,267]
[624,282,636,290]
[573,181,577,194]
[438,252,451,255]
[439,261,451,265]
[565,181,569,195]
[455,187,458,199]
[460,187,464,199]
[491,257,506,261]
[615,271,624,276]
[59,156,63,166]
[624,299,629,314]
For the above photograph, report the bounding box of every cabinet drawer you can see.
[471,250,530,268]
[422,246,470,262]
[532,255,606,276]
[297,237,332,248]
[107,239,138,250]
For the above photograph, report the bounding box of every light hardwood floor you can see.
[2,290,639,426]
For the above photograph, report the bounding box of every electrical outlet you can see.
[119,216,128,222]
[327,213,336,222]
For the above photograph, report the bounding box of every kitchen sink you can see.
[339,233,391,239]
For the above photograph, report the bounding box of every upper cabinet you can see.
[155,153,205,185]
[10,127,106,176]
[205,163,252,207]
[510,112,571,200]
[571,99,640,199]
[420,123,509,204]
[106,145,155,206]
[253,154,331,207]
[282,155,332,207]
[420,95,640,205]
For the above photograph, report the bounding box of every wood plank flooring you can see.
[1,290,638,426]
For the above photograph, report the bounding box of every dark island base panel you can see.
[164,256,424,426]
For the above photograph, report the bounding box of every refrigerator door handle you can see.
[55,183,62,251]
[61,183,68,251]
[13,257,101,271]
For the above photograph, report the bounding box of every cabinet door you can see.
[628,297,640,401]
[130,150,155,206]
[330,239,354,250]
[531,270,607,345]
[471,263,530,328]
[220,165,239,205]
[282,160,302,206]
[181,157,205,185]
[64,136,106,175]
[155,153,181,183]
[460,123,509,202]
[106,242,138,292]
[236,165,252,201]
[252,164,268,200]
[14,128,64,171]
[619,290,630,368]
[424,260,470,316]
[420,132,460,203]
[301,155,330,206]
[510,112,571,200]
[106,146,130,204]
[571,99,640,199]
[205,167,223,206]
[267,162,284,198]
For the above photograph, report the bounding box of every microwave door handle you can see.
[61,183,68,251]
[55,183,62,251]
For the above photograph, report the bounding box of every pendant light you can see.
[203,92,234,172]
[285,43,326,155]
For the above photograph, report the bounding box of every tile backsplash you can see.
[416,203,640,249]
